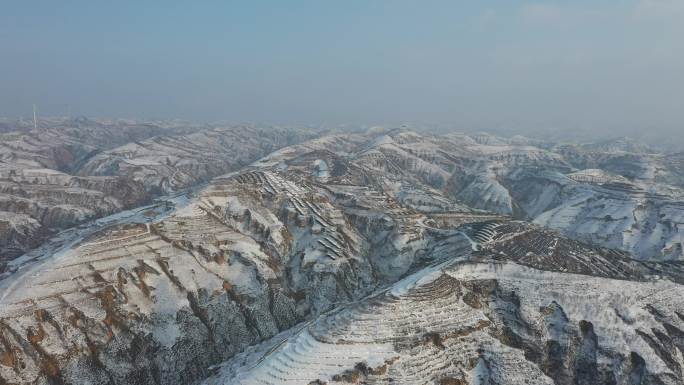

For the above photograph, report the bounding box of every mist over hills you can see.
[2,0,684,383]
[1,118,684,384]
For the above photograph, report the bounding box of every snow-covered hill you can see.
[0,133,493,384]
[0,120,316,263]
[206,222,684,385]
[1,127,684,384]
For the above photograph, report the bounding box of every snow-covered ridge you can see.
[0,121,317,262]
[206,258,684,384]
[1,127,683,384]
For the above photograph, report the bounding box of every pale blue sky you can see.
[1,1,682,133]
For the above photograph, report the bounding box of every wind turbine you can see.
[33,104,37,130]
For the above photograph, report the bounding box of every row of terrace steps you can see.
[0,230,170,318]
[483,226,639,279]
[310,275,483,345]
[287,196,352,261]
[231,328,396,385]
[229,273,490,384]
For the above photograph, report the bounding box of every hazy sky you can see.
[1,1,683,133]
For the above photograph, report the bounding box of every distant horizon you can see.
[2,113,683,152]
[2,1,683,134]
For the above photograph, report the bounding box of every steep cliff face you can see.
[0,213,46,264]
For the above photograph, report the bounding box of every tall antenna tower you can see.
[33,104,37,130]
